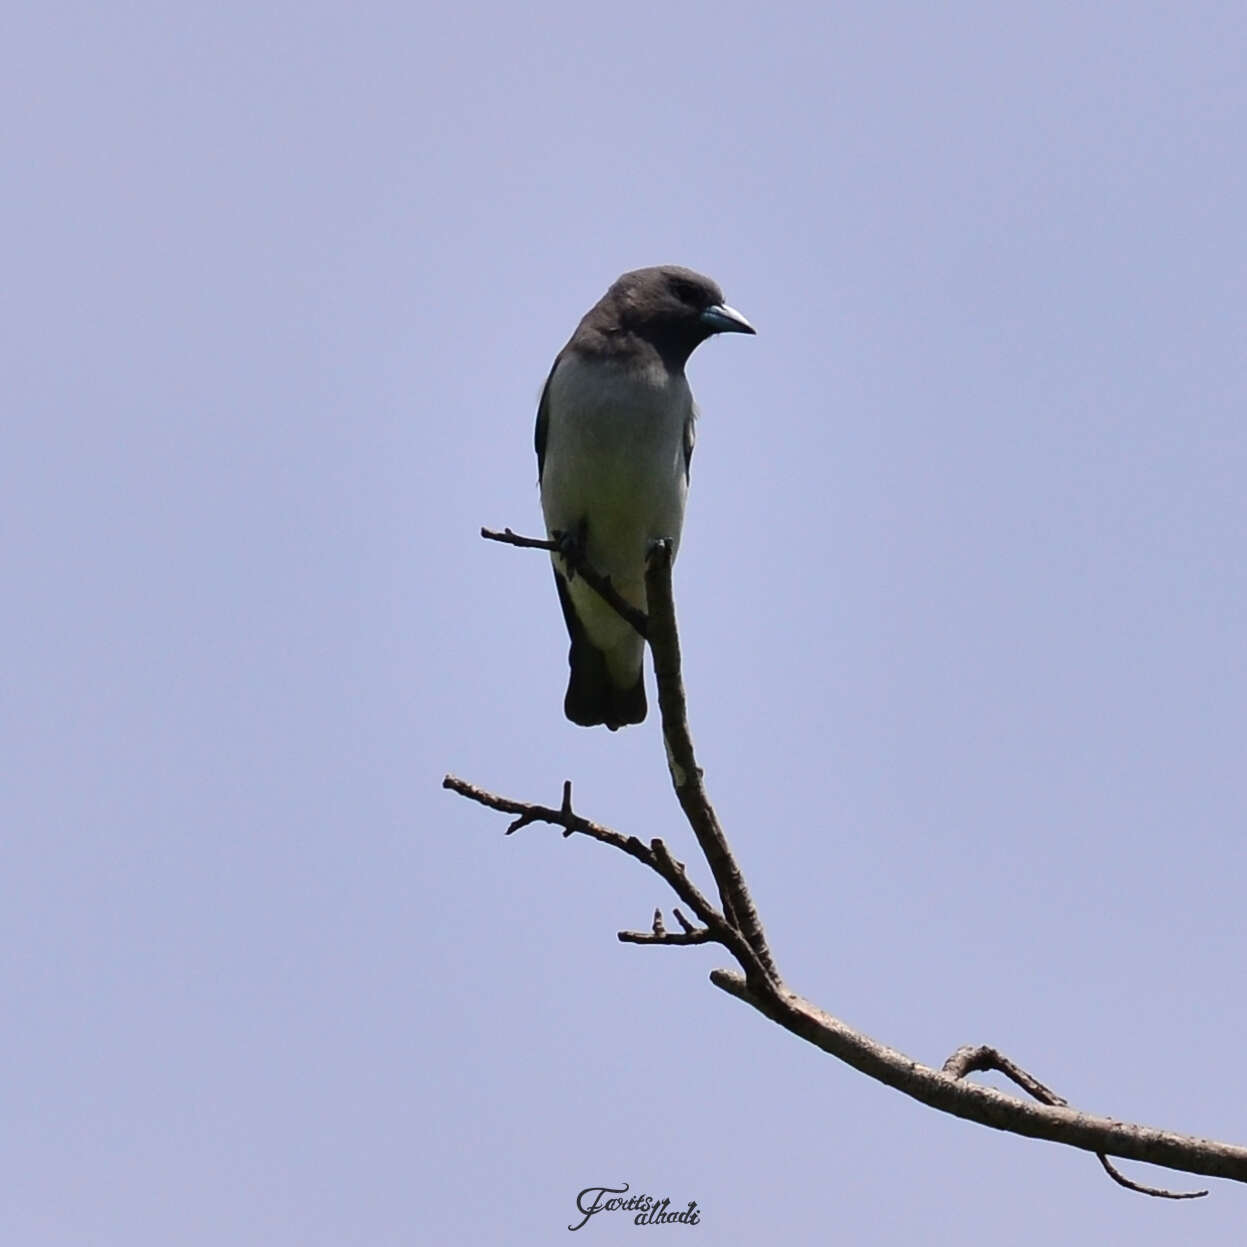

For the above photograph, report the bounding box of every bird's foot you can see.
[552,519,589,580]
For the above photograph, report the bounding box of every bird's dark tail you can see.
[555,571,646,730]
[564,639,646,730]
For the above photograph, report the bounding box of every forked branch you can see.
[444,526,1247,1197]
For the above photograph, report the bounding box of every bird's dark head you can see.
[603,265,755,365]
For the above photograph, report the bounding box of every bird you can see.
[535,265,755,729]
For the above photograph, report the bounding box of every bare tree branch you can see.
[445,525,1247,1197]
[942,1046,1206,1199]
[442,774,769,982]
[642,539,779,986]
[709,971,1239,1186]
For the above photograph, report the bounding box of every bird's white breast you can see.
[540,354,694,658]
[540,354,692,571]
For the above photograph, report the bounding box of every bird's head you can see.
[607,265,754,364]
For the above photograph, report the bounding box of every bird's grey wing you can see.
[682,407,696,482]
[534,360,558,484]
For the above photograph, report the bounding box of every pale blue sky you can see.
[4,2,1247,1242]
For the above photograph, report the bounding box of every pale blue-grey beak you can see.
[699,303,756,335]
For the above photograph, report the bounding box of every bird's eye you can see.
[672,280,698,304]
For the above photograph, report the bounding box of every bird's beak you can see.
[700,303,756,335]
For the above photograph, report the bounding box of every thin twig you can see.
[1094,1154,1206,1200]
[617,907,715,942]
[478,527,558,553]
[943,1046,1207,1200]
[444,773,772,981]
[942,1044,1068,1106]
[481,526,648,638]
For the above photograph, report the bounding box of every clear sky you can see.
[4,2,1246,1242]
